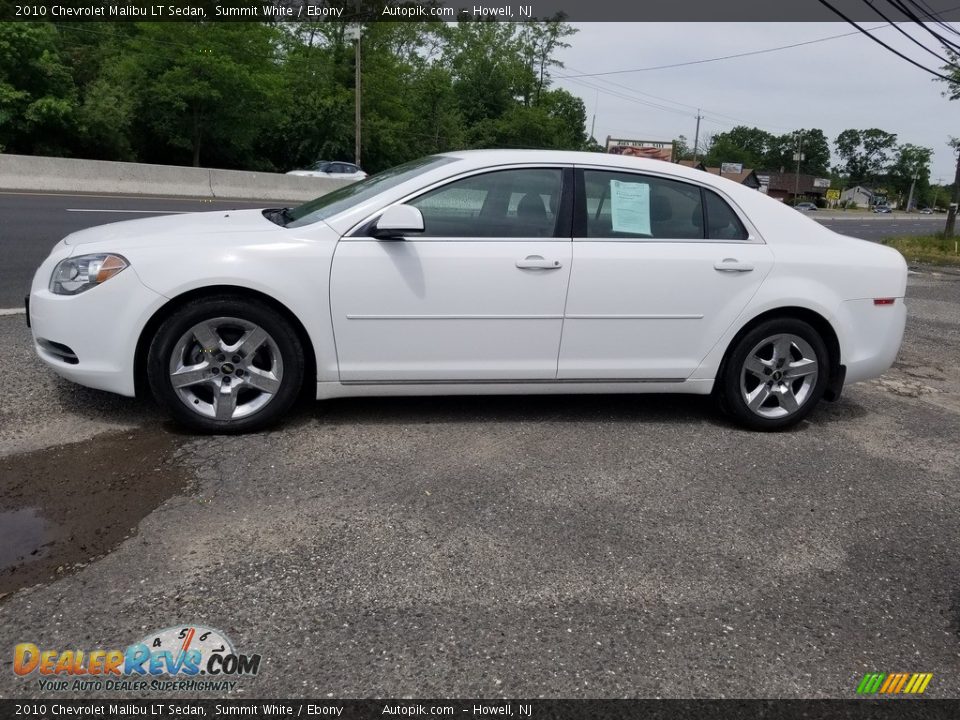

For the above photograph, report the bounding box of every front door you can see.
[331,167,573,382]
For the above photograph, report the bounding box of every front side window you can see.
[286,155,456,228]
[409,168,563,238]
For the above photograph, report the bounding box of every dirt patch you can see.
[0,429,191,598]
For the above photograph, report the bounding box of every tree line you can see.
[0,19,589,174]
[678,125,940,208]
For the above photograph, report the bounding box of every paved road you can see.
[1,265,958,698]
[0,191,947,308]
[818,216,945,243]
[0,192,272,308]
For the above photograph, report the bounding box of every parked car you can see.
[27,150,907,433]
[794,202,818,212]
[873,205,893,213]
[918,207,933,214]
[287,161,367,181]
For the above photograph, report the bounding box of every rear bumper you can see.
[837,297,907,385]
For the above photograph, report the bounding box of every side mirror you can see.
[372,205,424,239]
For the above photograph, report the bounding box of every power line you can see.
[891,0,960,44]
[554,24,895,80]
[883,0,960,53]
[816,0,957,80]
[561,63,795,131]
[859,0,956,63]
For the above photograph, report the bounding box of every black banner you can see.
[3,700,960,720]
[2,0,960,22]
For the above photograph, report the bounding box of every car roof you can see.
[437,148,743,188]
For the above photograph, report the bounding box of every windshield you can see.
[286,155,457,228]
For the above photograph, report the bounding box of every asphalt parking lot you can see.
[1,260,959,698]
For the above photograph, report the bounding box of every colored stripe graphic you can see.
[857,672,932,694]
[856,673,886,694]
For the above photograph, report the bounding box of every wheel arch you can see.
[716,306,844,401]
[133,285,317,400]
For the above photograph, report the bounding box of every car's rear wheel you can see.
[147,296,304,433]
[718,318,829,431]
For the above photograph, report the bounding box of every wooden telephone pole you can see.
[945,143,960,237]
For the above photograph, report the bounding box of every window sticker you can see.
[609,179,651,235]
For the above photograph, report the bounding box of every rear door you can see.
[558,168,774,380]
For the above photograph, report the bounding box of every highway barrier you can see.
[0,154,353,201]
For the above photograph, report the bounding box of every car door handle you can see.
[517,255,563,270]
[714,258,754,273]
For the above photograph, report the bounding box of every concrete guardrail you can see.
[0,153,353,202]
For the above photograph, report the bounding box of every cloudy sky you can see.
[553,23,958,182]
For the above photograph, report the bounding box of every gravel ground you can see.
[0,267,958,699]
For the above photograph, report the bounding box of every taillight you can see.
[873,298,895,306]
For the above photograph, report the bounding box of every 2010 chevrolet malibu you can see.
[27,150,907,432]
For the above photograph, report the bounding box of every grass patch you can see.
[881,234,960,266]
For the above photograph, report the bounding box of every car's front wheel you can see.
[147,296,305,433]
[718,318,829,431]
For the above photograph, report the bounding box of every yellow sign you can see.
[826,189,841,201]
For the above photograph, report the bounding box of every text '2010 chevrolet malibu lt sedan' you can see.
[27,150,907,433]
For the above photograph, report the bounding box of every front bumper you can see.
[29,245,167,397]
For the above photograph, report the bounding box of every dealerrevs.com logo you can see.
[13,625,261,693]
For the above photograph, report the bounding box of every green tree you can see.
[834,128,898,184]
[765,128,830,176]
[116,22,283,168]
[519,14,576,106]
[0,23,79,155]
[889,144,932,209]
[673,135,693,161]
[702,126,773,168]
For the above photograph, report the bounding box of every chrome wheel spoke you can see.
[779,388,800,414]
[214,385,238,421]
[170,364,211,389]
[746,385,771,412]
[785,358,817,379]
[192,321,223,353]
[233,327,269,357]
[244,367,281,394]
[744,355,770,378]
[773,337,794,365]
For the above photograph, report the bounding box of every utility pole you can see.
[346,24,363,167]
[946,145,960,237]
[793,130,804,204]
[905,168,919,213]
[692,109,702,163]
[589,89,598,143]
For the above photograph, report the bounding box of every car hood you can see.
[63,208,277,246]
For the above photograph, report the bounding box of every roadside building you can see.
[839,186,876,209]
[754,171,830,204]
[678,160,762,190]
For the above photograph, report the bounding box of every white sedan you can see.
[286,160,367,181]
[27,150,907,432]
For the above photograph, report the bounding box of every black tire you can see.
[147,295,305,433]
[717,318,830,431]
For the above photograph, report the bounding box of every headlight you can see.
[50,254,129,295]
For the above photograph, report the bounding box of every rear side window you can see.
[582,170,703,239]
[705,189,749,240]
[580,170,751,241]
